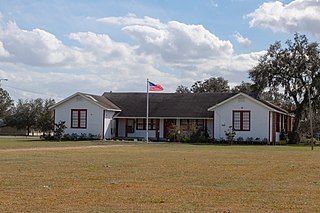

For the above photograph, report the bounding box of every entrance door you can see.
[164,119,176,141]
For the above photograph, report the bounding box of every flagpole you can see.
[146,78,149,142]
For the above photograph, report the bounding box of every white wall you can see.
[206,119,214,138]
[104,111,115,139]
[54,95,115,138]
[213,95,270,141]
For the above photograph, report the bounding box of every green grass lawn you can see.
[0,138,319,212]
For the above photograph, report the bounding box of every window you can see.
[127,119,135,133]
[196,119,204,130]
[180,119,189,131]
[136,119,144,130]
[71,109,87,128]
[180,119,204,131]
[148,119,156,130]
[136,119,157,130]
[233,111,250,131]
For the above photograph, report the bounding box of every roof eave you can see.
[50,92,121,112]
[207,92,289,114]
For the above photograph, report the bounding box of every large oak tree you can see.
[249,34,320,143]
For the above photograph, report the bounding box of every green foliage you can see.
[167,124,210,143]
[61,133,101,141]
[175,85,191,93]
[7,98,55,135]
[0,88,14,119]
[249,33,320,143]
[299,137,320,146]
[37,99,55,135]
[231,81,255,94]
[277,140,287,145]
[225,126,236,145]
[54,120,67,142]
[279,130,287,141]
[191,77,230,93]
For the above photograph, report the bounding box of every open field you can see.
[1,138,320,212]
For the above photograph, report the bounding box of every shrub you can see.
[246,137,254,143]
[262,138,269,144]
[236,137,244,142]
[224,126,236,145]
[280,129,287,141]
[278,140,287,145]
[54,121,67,142]
[186,135,210,143]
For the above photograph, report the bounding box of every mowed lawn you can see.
[1,138,320,212]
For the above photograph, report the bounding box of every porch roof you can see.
[103,92,236,118]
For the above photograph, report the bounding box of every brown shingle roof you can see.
[103,92,237,118]
[80,93,121,111]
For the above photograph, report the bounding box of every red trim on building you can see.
[232,110,251,131]
[272,112,277,144]
[71,109,87,129]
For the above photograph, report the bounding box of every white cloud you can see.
[0,41,10,57]
[123,20,234,65]
[97,13,164,28]
[0,22,84,66]
[247,0,320,37]
[233,31,251,47]
[0,15,265,101]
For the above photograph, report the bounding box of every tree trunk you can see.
[289,105,303,144]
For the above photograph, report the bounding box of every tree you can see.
[9,99,36,135]
[191,77,230,93]
[231,81,254,94]
[54,120,67,142]
[8,98,55,136]
[37,98,55,136]
[0,88,13,119]
[176,85,191,93]
[249,33,320,143]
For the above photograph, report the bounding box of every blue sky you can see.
[0,0,319,101]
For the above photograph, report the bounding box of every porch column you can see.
[115,119,119,137]
[204,119,207,129]
[156,119,159,142]
[212,112,215,139]
[272,112,277,145]
[125,118,128,137]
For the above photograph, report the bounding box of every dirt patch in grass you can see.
[0,144,125,153]
[0,143,319,212]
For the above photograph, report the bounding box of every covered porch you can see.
[112,117,214,141]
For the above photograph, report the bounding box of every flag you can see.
[149,81,163,91]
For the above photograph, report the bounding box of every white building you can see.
[51,92,293,143]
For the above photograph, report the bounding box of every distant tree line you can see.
[0,88,55,136]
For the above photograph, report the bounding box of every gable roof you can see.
[103,92,236,118]
[207,92,289,114]
[50,92,121,111]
